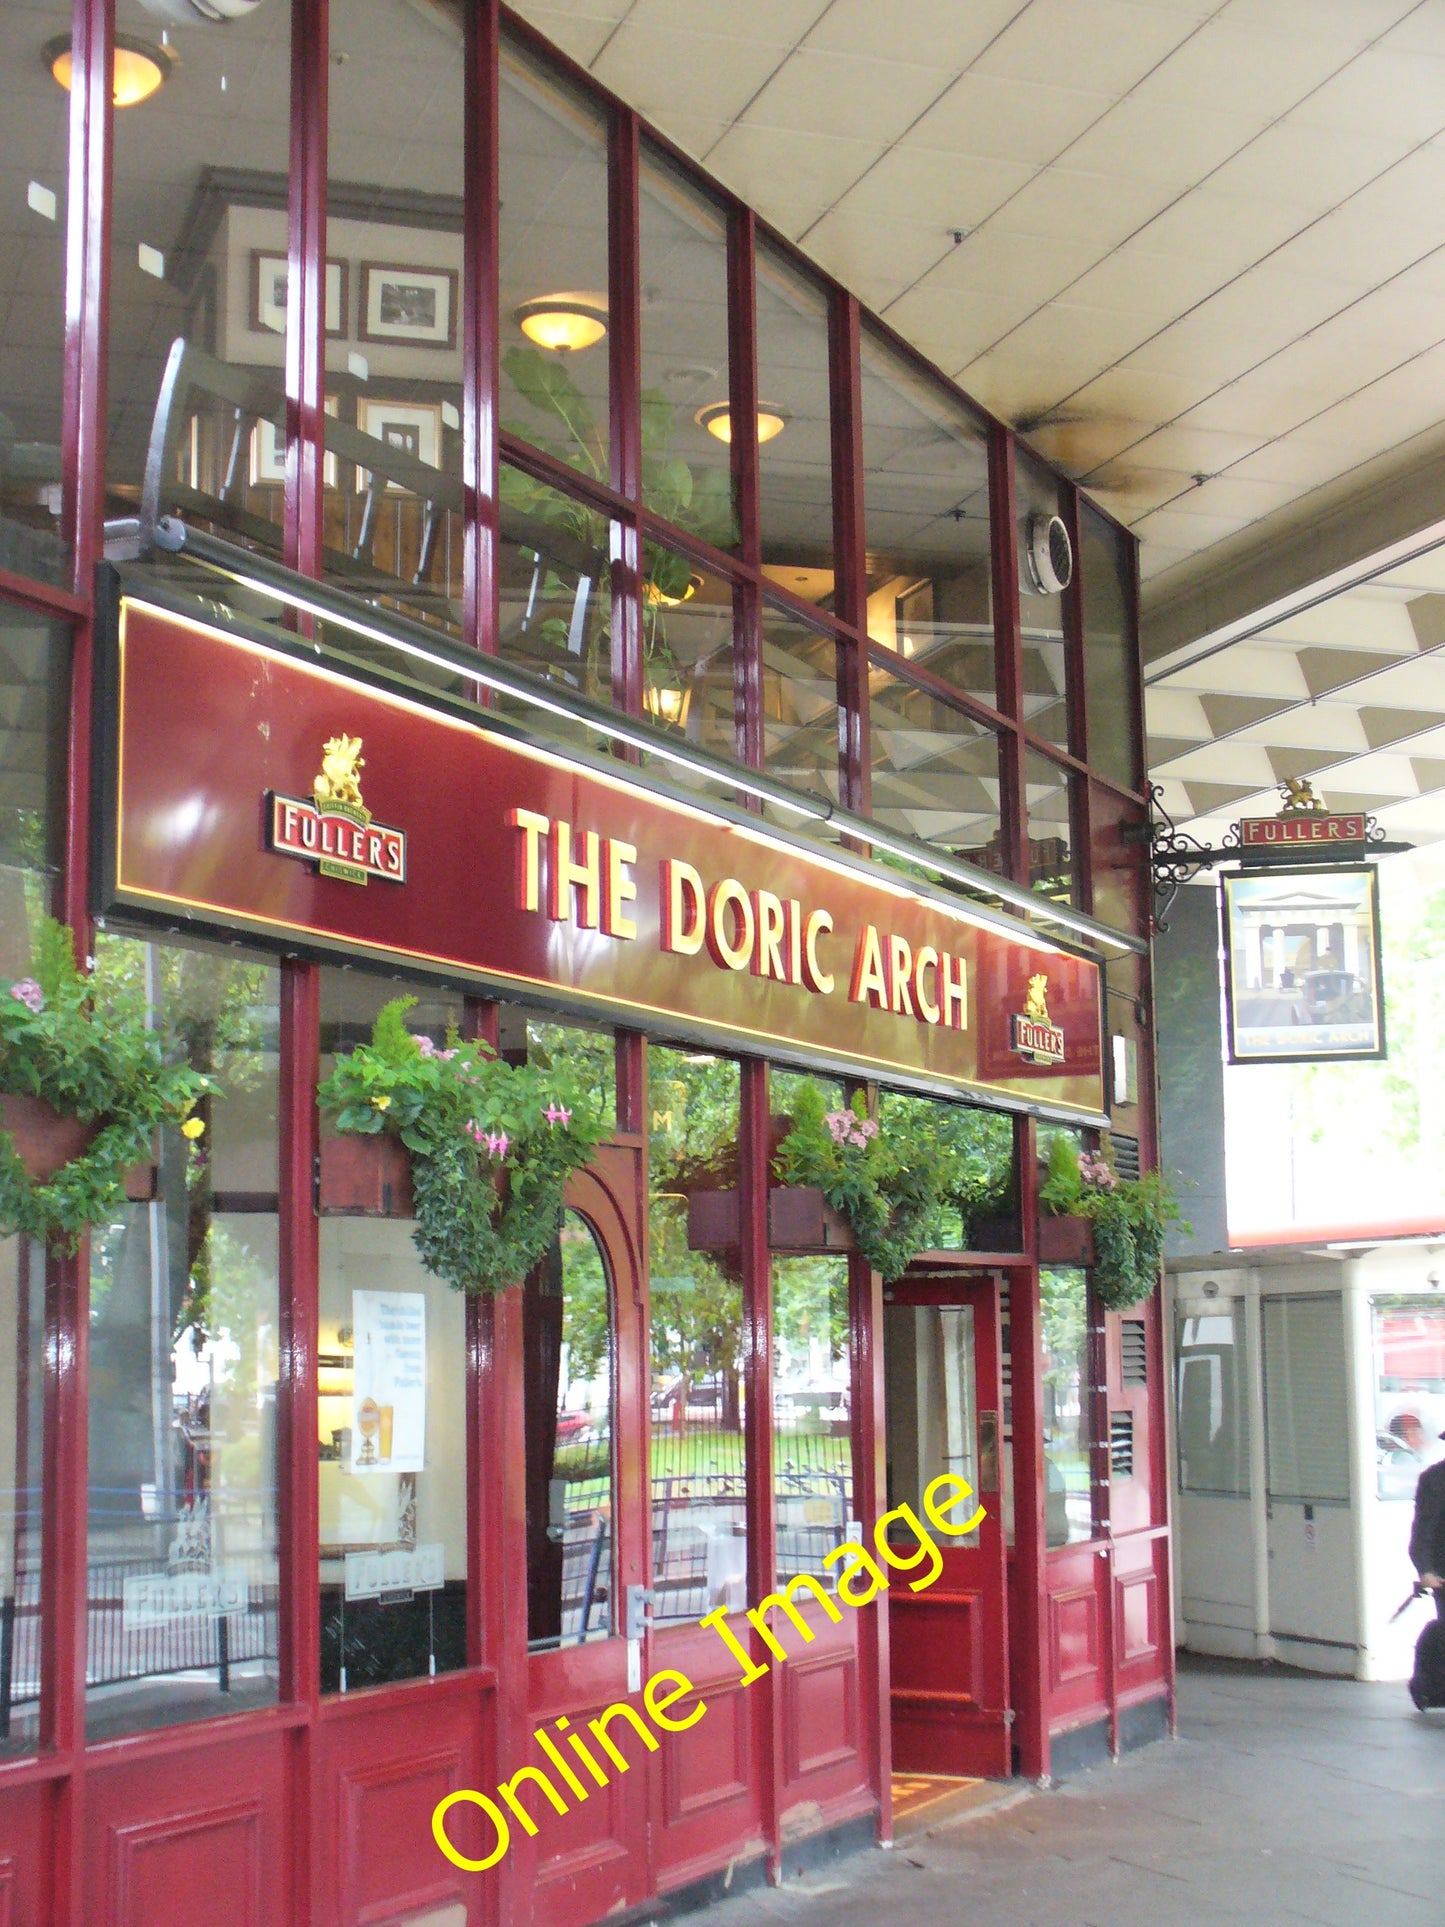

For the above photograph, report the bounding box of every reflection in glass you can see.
[1081,507,1138,790]
[869,666,1001,866]
[1372,1296,1445,1503]
[861,327,992,706]
[647,1047,746,1621]
[0,0,72,584]
[760,603,840,804]
[86,935,281,1739]
[520,1013,617,1134]
[885,1304,980,1548]
[640,557,736,771]
[318,970,467,1693]
[107,0,290,529]
[1176,1303,1249,1496]
[774,1258,852,1582]
[500,44,610,470]
[756,243,834,588]
[527,1211,614,1649]
[640,154,738,551]
[1025,748,1076,904]
[498,463,612,700]
[1041,1266,1093,1548]
[326,0,465,625]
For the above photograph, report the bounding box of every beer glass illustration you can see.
[356,1396,381,1466]
[378,1403,394,1464]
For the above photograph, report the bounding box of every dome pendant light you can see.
[514,293,608,353]
[46,31,174,107]
[695,401,788,446]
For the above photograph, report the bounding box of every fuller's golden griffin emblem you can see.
[313,735,367,812]
[1024,974,1051,1026]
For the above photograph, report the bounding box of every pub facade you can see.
[0,3,1165,1922]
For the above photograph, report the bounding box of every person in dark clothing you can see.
[1409,1432,1445,1621]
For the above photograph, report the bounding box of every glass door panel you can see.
[884,1304,981,1548]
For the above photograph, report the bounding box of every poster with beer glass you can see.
[350,1289,427,1473]
[1221,864,1385,1064]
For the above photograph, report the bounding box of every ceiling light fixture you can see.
[695,401,787,446]
[644,570,704,609]
[46,31,174,108]
[514,293,608,352]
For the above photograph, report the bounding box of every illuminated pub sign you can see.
[99,595,1106,1119]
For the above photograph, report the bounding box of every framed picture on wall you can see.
[249,400,340,488]
[359,263,458,349]
[356,399,443,493]
[251,251,348,339]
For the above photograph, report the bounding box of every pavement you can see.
[703,1655,1445,1927]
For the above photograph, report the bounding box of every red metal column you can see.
[609,106,643,722]
[464,0,502,660]
[739,1059,780,1875]
[830,292,869,820]
[1062,483,1094,915]
[285,0,329,583]
[989,426,1028,885]
[277,956,321,1919]
[1008,1117,1051,1781]
[846,1174,890,1834]
[728,207,762,771]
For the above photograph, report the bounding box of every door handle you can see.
[625,1584,656,1642]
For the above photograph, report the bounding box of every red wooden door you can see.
[883,1272,1011,1778]
[522,1146,653,1927]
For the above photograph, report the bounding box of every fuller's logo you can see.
[266,735,407,886]
[1010,972,1065,1066]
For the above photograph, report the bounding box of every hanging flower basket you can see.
[0,918,214,1253]
[316,997,605,1295]
[685,1184,857,1254]
[1036,1135,1187,1311]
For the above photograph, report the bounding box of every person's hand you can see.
[1423,1572,1444,1590]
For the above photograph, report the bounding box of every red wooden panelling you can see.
[337,1745,469,1927]
[890,1594,983,1704]
[110,1799,263,1927]
[1116,1571,1158,1666]
[1049,1584,1101,1690]
[783,1648,858,1782]
[0,1783,49,1927]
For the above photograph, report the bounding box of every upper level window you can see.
[640,153,738,554]
[500,42,611,481]
[756,243,834,599]
[1015,450,1070,755]
[861,327,993,712]
[1080,505,1139,792]
[0,0,74,587]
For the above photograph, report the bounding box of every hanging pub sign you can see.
[1221,864,1385,1065]
[96,592,1106,1120]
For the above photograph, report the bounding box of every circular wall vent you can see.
[139,0,266,25]
[1024,513,1073,596]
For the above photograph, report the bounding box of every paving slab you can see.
[697,1656,1445,1927]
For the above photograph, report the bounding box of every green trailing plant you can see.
[773,1082,946,1282]
[501,344,737,698]
[1038,1133,1188,1311]
[317,997,607,1296]
[0,916,214,1252]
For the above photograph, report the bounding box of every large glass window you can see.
[1041,1265,1093,1548]
[107,0,291,532]
[1080,506,1139,793]
[325,0,465,629]
[639,556,736,767]
[500,42,610,475]
[1025,748,1077,905]
[1262,1294,1349,1506]
[877,1089,1015,1254]
[1176,1301,1249,1496]
[0,0,71,587]
[318,970,467,1693]
[756,243,833,592]
[861,327,992,709]
[497,462,613,700]
[86,935,280,1740]
[760,602,840,803]
[647,1046,746,1622]
[639,152,737,553]
[869,666,1002,866]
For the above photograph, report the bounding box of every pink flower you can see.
[485,1131,510,1160]
[414,1034,435,1057]
[8,979,42,1013]
[824,1111,852,1143]
[545,1103,572,1127]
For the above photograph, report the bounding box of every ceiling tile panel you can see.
[1287,46,1445,144]
[803,0,1034,67]
[971,0,1206,95]
[1063,97,1269,190]
[743,47,953,145]
[827,144,1036,234]
[906,73,1117,168]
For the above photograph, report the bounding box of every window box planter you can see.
[1037,1213,1094,1267]
[318,1133,414,1218]
[971,1216,1024,1254]
[686,1185,856,1254]
[0,1093,96,1182]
